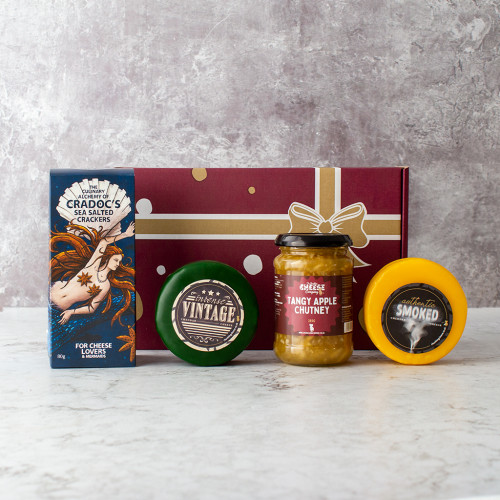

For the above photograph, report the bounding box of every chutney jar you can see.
[274,233,354,366]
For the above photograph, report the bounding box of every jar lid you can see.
[155,261,259,366]
[275,233,352,248]
[363,258,467,365]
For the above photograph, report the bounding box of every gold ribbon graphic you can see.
[288,202,370,267]
[136,168,401,270]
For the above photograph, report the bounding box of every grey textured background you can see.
[0,0,499,308]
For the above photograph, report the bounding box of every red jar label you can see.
[274,274,353,336]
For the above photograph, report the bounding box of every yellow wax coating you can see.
[364,258,468,365]
[274,246,353,366]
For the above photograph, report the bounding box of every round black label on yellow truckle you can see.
[381,283,453,354]
[156,261,258,366]
[363,258,467,365]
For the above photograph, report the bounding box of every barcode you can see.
[344,321,353,333]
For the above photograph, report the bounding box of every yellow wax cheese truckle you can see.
[363,258,467,365]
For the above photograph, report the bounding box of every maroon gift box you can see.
[134,167,408,350]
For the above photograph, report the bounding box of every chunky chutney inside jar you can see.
[274,233,354,366]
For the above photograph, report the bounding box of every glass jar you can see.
[273,233,354,366]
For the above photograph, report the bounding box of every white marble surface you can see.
[1,308,499,500]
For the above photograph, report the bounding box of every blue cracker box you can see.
[49,170,136,368]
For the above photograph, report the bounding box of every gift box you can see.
[134,167,408,350]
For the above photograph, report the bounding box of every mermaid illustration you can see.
[49,221,135,353]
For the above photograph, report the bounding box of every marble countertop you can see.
[1,308,499,500]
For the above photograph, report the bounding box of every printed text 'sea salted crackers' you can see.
[49,170,135,368]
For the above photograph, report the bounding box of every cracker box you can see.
[49,170,136,368]
[134,167,408,350]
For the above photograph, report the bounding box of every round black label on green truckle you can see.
[156,261,258,366]
[172,279,244,351]
[381,283,453,354]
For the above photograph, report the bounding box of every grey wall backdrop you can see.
[0,0,499,308]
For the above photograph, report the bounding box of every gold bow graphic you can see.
[288,202,370,268]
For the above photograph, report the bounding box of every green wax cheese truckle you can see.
[155,261,259,366]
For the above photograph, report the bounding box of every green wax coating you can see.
[155,261,259,366]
